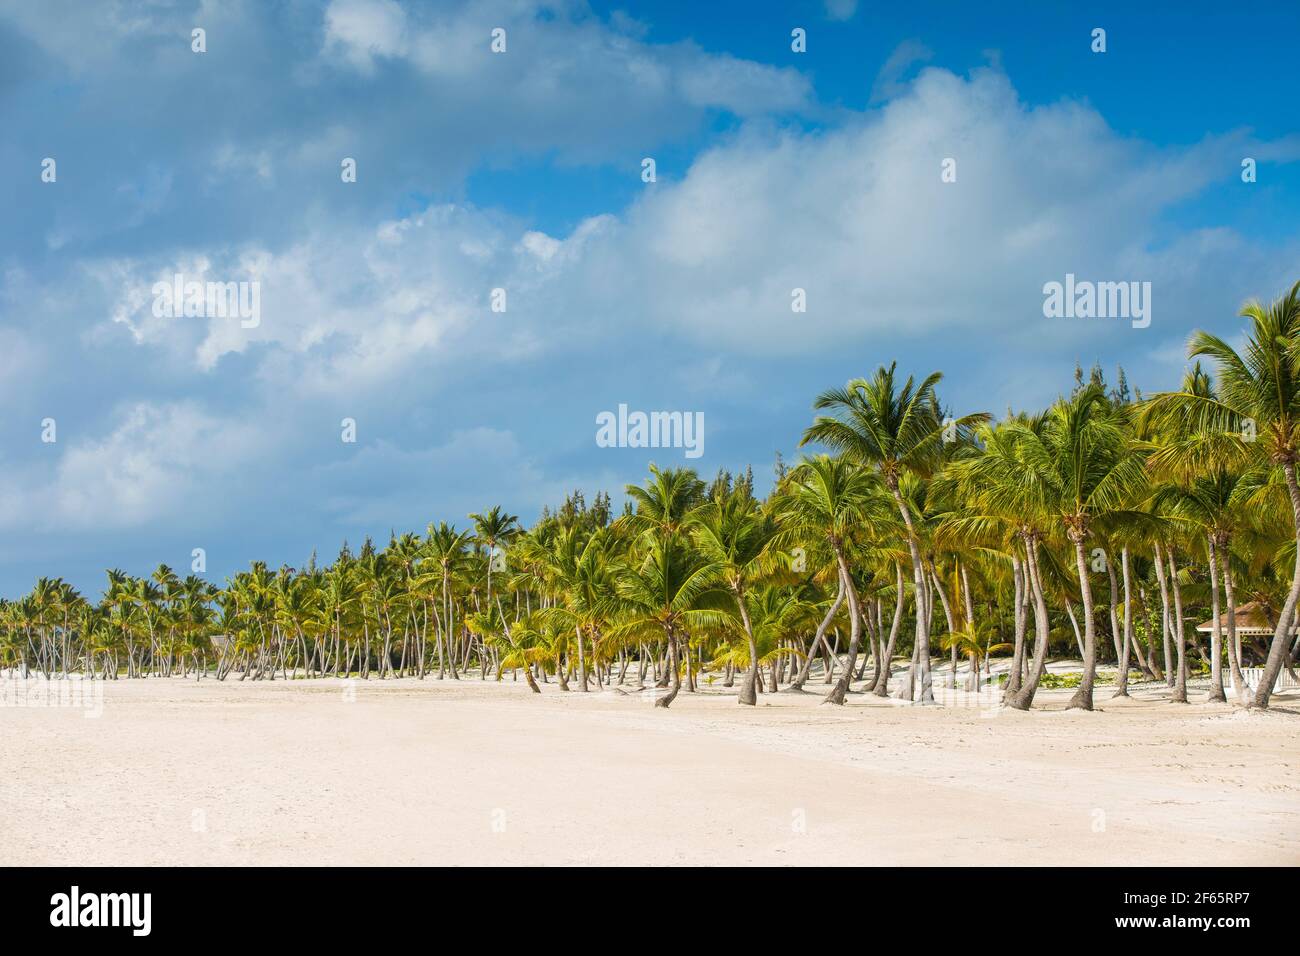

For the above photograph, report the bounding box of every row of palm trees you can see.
[3,283,1299,710]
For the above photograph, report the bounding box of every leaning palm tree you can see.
[1140,281,1300,707]
[940,417,1054,708]
[1010,385,1149,710]
[708,584,817,691]
[419,522,474,679]
[688,489,784,705]
[606,533,730,708]
[539,526,618,692]
[774,455,885,704]
[801,363,988,703]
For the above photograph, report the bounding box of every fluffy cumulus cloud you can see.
[322,0,410,71]
[90,65,1300,387]
[445,66,1294,366]
[92,203,615,393]
[582,66,1281,354]
[317,0,810,115]
[0,401,267,533]
[0,0,810,267]
[29,69,1300,520]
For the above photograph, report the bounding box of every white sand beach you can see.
[2,672,1297,867]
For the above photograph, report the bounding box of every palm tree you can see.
[1146,474,1246,701]
[688,488,783,705]
[933,417,1057,709]
[708,584,816,691]
[1141,284,1300,707]
[469,506,521,611]
[802,363,988,703]
[1013,385,1148,710]
[606,533,730,708]
[774,455,885,704]
[538,526,617,692]
[420,522,474,679]
[619,465,706,538]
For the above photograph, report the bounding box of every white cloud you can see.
[95,201,621,391]
[83,65,1300,412]
[0,402,268,533]
[1,0,238,71]
[76,63,1300,400]
[870,40,933,103]
[674,50,809,115]
[0,328,43,401]
[11,60,1300,560]
[565,66,1296,358]
[322,0,409,72]
[317,0,811,118]
[209,144,275,184]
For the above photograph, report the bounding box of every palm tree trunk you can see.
[790,575,844,691]
[1152,541,1175,686]
[445,575,459,680]
[825,556,862,704]
[1006,552,1027,696]
[1253,462,1300,708]
[931,566,958,689]
[857,603,877,681]
[1010,536,1052,709]
[960,562,976,655]
[1206,536,1227,702]
[899,639,918,701]
[1106,553,1123,665]
[1113,546,1133,698]
[1067,535,1098,711]
[654,641,670,687]
[735,584,759,706]
[1134,583,1159,679]
[575,625,588,691]
[872,563,905,696]
[1064,598,1084,659]
[1219,547,1247,703]
[549,650,566,689]
[889,486,933,703]
[1168,548,1188,703]
[656,630,681,708]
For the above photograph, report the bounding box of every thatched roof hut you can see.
[1196,601,1297,636]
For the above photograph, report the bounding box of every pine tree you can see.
[1113,365,1131,404]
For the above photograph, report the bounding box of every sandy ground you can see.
[2,668,1297,866]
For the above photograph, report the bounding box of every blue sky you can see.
[0,0,1297,598]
